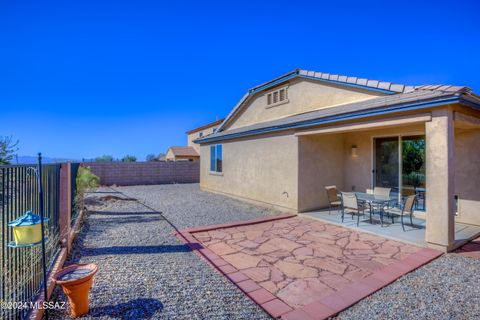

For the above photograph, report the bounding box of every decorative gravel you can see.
[336,254,480,320]
[111,183,280,230]
[50,184,279,319]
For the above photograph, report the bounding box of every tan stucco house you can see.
[165,146,200,161]
[187,118,224,153]
[196,69,480,252]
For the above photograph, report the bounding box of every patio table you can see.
[355,192,398,226]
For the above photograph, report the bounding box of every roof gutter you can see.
[196,95,471,144]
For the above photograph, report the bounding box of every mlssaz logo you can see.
[1,300,66,310]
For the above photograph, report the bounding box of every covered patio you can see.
[296,107,480,252]
[303,208,480,248]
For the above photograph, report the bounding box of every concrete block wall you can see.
[84,161,200,186]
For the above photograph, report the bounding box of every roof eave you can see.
[197,94,477,144]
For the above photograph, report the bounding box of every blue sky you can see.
[1,0,479,160]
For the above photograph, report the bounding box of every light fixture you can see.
[351,145,358,157]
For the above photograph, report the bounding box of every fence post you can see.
[59,163,72,252]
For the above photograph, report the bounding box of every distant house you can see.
[165,146,200,161]
[186,118,224,153]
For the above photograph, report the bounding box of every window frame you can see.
[266,85,289,108]
[210,144,223,173]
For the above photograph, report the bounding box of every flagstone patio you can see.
[183,215,442,319]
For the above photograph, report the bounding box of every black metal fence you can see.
[0,164,61,320]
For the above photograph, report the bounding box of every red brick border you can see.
[176,215,443,319]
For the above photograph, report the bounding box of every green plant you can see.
[75,166,100,210]
[122,155,137,162]
[146,154,156,161]
[94,155,114,162]
[0,136,19,165]
[76,166,100,192]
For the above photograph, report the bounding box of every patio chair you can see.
[325,185,341,215]
[373,187,391,197]
[341,192,371,226]
[385,195,416,231]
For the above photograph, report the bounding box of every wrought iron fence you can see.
[0,164,61,320]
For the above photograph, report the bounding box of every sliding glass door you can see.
[401,136,426,209]
[374,137,399,192]
[374,135,426,210]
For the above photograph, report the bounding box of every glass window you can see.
[210,144,223,172]
[216,144,222,173]
[198,132,203,138]
[210,145,216,171]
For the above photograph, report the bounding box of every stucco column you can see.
[425,108,455,252]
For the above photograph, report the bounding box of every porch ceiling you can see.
[295,113,431,136]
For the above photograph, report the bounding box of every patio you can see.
[182,215,442,319]
[302,209,480,249]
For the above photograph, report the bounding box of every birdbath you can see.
[54,263,98,318]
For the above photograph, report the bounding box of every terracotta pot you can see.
[54,263,98,318]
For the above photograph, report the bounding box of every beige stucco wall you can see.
[298,134,345,212]
[188,125,218,153]
[200,120,430,212]
[200,132,299,211]
[165,149,175,161]
[455,127,480,225]
[225,78,384,130]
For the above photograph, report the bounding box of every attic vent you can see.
[266,86,289,108]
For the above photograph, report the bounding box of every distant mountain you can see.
[14,155,80,165]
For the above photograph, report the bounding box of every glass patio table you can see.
[355,192,398,226]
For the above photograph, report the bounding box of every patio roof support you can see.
[425,108,455,252]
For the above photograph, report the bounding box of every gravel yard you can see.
[112,183,279,229]
[50,184,279,319]
[337,254,480,319]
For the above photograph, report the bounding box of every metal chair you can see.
[341,192,371,226]
[373,187,391,197]
[386,195,416,231]
[325,185,341,215]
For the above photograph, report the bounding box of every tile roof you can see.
[249,69,416,95]
[168,146,199,157]
[198,85,480,144]
[215,69,475,133]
